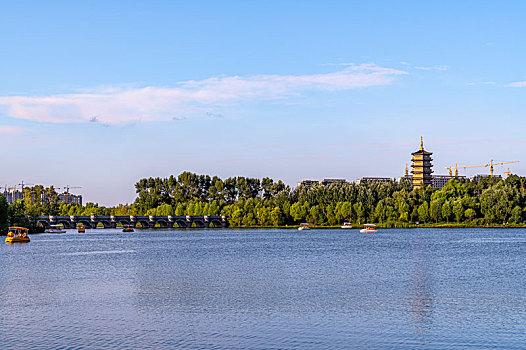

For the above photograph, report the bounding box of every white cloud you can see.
[0,64,407,124]
[507,81,526,87]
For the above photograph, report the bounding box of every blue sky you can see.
[1,1,526,205]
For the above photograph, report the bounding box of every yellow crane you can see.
[445,163,459,177]
[484,160,519,178]
[446,160,519,178]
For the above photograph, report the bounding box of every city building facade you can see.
[432,175,465,189]
[356,177,393,185]
[297,180,319,189]
[320,178,347,186]
[1,189,82,205]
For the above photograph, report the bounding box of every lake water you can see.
[1,228,526,349]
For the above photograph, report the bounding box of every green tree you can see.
[453,201,464,223]
[430,199,441,223]
[270,207,285,226]
[231,209,244,226]
[290,202,307,222]
[510,206,523,224]
[442,201,452,224]
[353,202,364,224]
[0,196,8,233]
[417,202,429,224]
[8,200,30,228]
[464,208,476,221]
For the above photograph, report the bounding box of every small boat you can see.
[47,225,66,234]
[341,222,353,229]
[5,227,30,243]
[78,225,85,233]
[359,224,377,233]
[298,223,311,231]
[122,225,134,232]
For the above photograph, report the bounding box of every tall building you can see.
[1,190,24,204]
[58,192,83,206]
[1,188,82,205]
[411,137,434,188]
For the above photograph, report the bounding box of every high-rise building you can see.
[411,137,434,188]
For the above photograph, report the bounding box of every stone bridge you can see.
[36,215,228,229]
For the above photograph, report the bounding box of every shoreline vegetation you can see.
[1,171,526,234]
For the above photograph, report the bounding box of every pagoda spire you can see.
[420,136,424,150]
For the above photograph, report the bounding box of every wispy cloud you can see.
[0,64,407,124]
[414,65,448,71]
[0,126,27,135]
[507,81,526,87]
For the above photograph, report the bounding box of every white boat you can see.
[341,222,353,229]
[47,224,66,234]
[359,224,377,233]
[298,223,311,231]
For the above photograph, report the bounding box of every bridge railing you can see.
[36,215,228,229]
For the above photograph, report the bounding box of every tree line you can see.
[2,171,526,232]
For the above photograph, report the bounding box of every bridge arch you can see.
[36,220,50,229]
[77,220,92,229]
[57,220,72,229]
[173,219,187,228]
[97,220,112,229]
[136,220,150,229]
[191,220,205,228]
[115,220,131,227]
[155,219,169,228]
[209,219,223,228]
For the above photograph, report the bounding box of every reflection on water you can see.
[408,231,434,343]
[1,228,526,349]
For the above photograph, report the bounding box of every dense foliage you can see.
[2,172,526,232]
[131,172,526,226]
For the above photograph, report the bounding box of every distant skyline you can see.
[1,1,525,206]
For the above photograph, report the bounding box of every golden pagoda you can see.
[411,137,433,188]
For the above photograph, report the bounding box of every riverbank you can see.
[226,223,526,229]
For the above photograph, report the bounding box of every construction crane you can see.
[445,163,460,177]
[18,181,34,191]
[445,163,483,177]
[63,185,82,203]
[446,160,519,178]
[504,168,511,178]
[483,160,519,178]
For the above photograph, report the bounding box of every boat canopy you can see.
[299,223,310,226]
[9,226,28,231]
[363,224,376,227]
[50,224,63,228]
[9,226,28,230]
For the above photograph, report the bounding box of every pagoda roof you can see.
[411,149,433,155]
